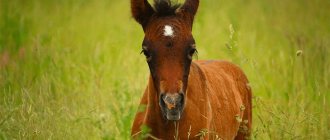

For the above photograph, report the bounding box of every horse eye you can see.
[141,49,152,62]
[188,48,197,60]
[189,48,196,55]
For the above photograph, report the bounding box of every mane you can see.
[154,0,181,16]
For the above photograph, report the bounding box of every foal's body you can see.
[130,0,252,139]
[132,60,252,139]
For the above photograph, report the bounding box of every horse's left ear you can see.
[178,0,199,29]
[131,0,155,30]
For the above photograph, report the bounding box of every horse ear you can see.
[131,0,155,30]
[178,0,199,29]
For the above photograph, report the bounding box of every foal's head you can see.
[131,0,199,121]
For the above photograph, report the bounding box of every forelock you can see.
[154,0,181,16]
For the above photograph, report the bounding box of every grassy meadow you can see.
[0,0,329,139]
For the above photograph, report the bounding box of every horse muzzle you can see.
[159,93,184,121]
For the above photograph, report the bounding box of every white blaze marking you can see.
[163,25,174,37]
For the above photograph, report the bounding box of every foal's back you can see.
[194,60,252,139]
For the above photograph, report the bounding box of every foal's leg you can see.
[235,76,252,140]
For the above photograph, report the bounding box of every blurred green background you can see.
[0,0,329,139]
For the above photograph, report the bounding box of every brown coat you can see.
[132,60,252,140]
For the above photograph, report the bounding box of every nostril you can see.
[160,94,166,107]
[178,93,184,105]
[179,92,184,99]
[161,94,165,100]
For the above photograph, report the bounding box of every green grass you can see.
[0,0,329,139]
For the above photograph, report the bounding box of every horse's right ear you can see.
[131,0,155,30]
